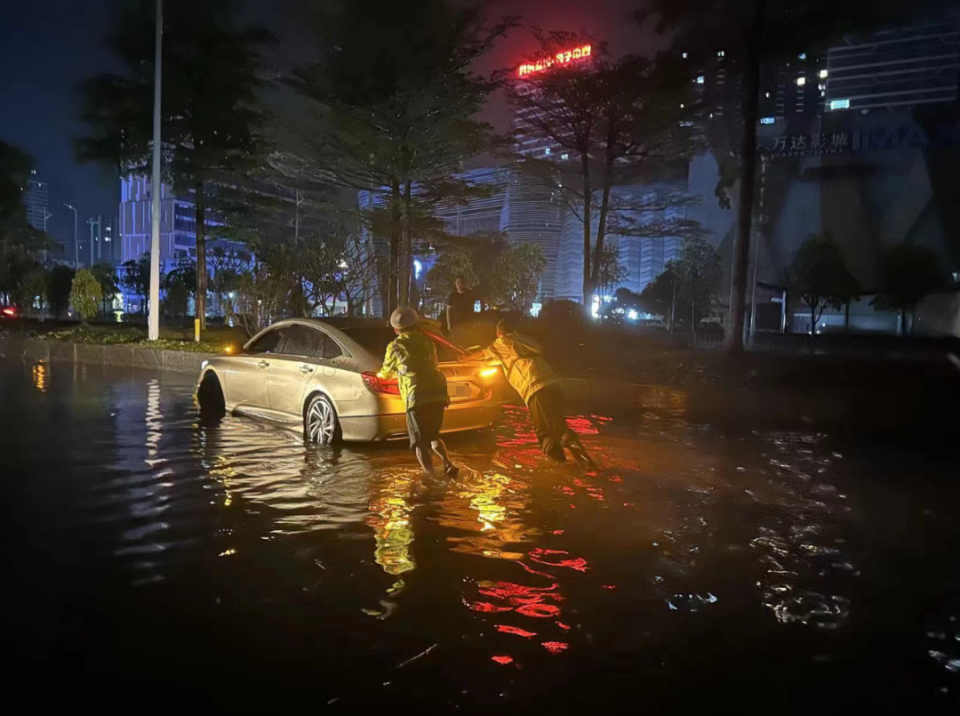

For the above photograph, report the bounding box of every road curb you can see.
[0,335,217,374]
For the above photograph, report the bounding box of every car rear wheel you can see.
[304,393,342,445]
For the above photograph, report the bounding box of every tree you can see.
[120,253,151,314]
[70,269,104,324]
[494,243,547,313]
[468,231,510,310]
[789,232,860,335]
[595,243,628,299]
[640,265,683,330]
[872,244,944,337]
[641,0,952,354]
[14,267,49,319]
[47,266,75,319]
[234,260,290,336]
[163,256,197,319]
[208,245,251,319]
[506,34,703,312]
[76,0,274,331]
[425,251,477,314]
[90,262,119,316]
[673,237,722,337]
[1,141,50,302]
[286,0,515,314]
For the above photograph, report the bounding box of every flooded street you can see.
[4,358,960,713]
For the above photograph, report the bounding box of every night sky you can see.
[0,0,661,247]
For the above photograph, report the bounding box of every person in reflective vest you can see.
[471,317,595,468]
[379,306,459,478]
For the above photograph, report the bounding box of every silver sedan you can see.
[196,318,502,444]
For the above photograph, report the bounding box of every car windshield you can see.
[340,325,465,363]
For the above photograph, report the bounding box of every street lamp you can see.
[62,203,79,269]
[148,0,163,341]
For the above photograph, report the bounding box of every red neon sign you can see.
[518,44,592,78]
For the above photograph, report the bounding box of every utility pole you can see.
[148,0,163,342]
[63,203,78,269]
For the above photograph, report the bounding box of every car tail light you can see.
[1,307,15,317]
[362,372,401,396]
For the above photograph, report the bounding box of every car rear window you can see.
[340,326,463,362]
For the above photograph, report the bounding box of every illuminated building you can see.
[23,170,49,232]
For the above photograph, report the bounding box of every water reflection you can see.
[367,469,418,575]
[7,360,960,710]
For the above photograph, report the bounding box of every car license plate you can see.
[449,384,471,397]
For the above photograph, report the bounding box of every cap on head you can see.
[390,306,419,330]
[496,317,517,336]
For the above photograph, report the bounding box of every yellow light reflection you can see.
[367,471,418,575]
[32,361,48,393]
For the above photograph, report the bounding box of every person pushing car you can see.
[379,306,459,478]
[468,316,595,468]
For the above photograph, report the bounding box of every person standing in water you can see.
[379,306,460,477]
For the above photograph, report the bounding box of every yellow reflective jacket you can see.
[379,329,449,410]
[483,332,558,404]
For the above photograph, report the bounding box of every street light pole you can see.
[148,0,163,342]
[63,203,78,269]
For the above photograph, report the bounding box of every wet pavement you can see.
[3,358,960,714]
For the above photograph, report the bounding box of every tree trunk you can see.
[580,152,593,314]
[590,142,616,291]
[723,0,766,356]
[399,180,413,306]
[387,179,401,317]
[195,180,207,330]
[670,278,677,335]
[811,303,816,336]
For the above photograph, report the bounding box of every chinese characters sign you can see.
[770,131,850,157]
[518,44,592,78]
[766,123,959,158]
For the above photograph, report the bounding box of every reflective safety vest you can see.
[484,332,559,404]
[380,329,449,410]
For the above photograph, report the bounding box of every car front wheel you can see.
[304,393,342,445]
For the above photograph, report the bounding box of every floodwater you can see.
[3,359,960,714]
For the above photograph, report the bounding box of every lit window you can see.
[561,153,569,161]
[696,75,704,84]
[760,117,775,125]
[798,52,807,60]
[682,52,688,59]
[796,76,806,86]
[544,147,551,156]
[819,69,828,79]
[829,98,850,110]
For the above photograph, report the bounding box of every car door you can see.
[223,326,286,411]
[265,324,324,418]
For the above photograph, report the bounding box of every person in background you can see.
[379,306,459,478]
[446,275,477,334]
[468,317,596,468]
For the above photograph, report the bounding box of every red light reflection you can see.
[492,655,514,665]
[496,625,538,638]
[542,641,569,653]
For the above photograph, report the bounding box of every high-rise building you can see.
[80,215,120,266]
[23,170,50,232]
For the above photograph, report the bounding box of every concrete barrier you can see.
[0,335,217,375]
